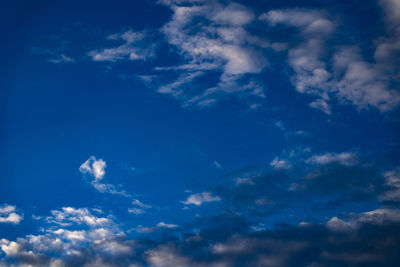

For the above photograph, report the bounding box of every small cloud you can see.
[274,120,285,131]
[136,222,178,233]
[79,156,106,181]
[48,54,75,64]
[128,200,152,215]
[88,30,154,62]
[213,161,223,169]
[235,177,254,186]
[270,157,292,170]
[79,156,131,197]
[306,152,358,166]
[0,204,23,224]
[182,192,221,206]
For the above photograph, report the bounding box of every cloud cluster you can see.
[2,205,400,266]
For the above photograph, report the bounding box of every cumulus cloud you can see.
[182,192,221,206]
[0,207,134,266]
[0,204,23,224]
[45,207,112,227]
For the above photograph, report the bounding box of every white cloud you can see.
[88,30,154,62]
[182,192,221,206]
[79,156,106,181]
[0,206,132,265]
[46,207,112,227]
[306,152,358,166]
[79,156,131,197]
[152,0,268,109]
[0,204,23,224]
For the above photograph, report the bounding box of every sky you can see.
[1,0,400,266]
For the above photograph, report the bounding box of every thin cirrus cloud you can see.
[305,151,358,166]
[88,30,154,62]
[128,199,152,215]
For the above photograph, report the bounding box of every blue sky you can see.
[1,0,400,266]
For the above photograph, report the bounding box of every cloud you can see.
[128,199,152,215]
[150,0,268,109]
[213,161,223,169]
[145,245,190,267]
[2,202,400,266]
[79,156,106,180]
[270,157,292,170]
[327,208,400,232]
[48,54,75,64]
[380,167,400,202]
[260,6,400,114]
[0,204,23,224]
[136,222,178,234]
[45,207,112,227]
[0,206,131,266]
[306,151,358,166]
[182,192,221,206]
[88,30,154,62]
[79,156,131,197]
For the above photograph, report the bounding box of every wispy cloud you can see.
[79,156,131,197]
[88,30,154,62]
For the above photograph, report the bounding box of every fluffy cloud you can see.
[45,207,112,227]
[0,207,133,266]
[0,204,23,224]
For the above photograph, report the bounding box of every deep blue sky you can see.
[1,0,400,266]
